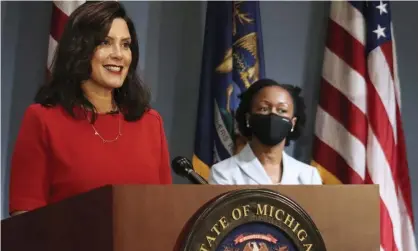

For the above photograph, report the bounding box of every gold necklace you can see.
[88,113,123,143]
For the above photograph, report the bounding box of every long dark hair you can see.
[35,1,150,122]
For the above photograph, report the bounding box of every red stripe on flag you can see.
[365,73,400,187]
[317,2,416,249]
[327,19,408,229]
[50,3,69,42]
[379,42,414,223]
[326,19,366,77]
[395,108,415,225]
[381,38,416,225]
[312,136,364,184]
[364,169,398,251]
[364,167,373,184]
[380,199,399,251]
[319,78,367,145]
[380,42,395,81]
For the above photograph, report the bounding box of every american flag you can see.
[312,1,416,250]
[47,1,85,72]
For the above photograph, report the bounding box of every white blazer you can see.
[209,143,322,185]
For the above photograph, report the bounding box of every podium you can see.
[1,185,379,250]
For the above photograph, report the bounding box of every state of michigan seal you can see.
[178,189,326,251]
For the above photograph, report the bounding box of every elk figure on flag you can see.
[312,1,417,250]
[192,1,265,179]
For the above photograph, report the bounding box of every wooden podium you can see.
[1,185,379,251]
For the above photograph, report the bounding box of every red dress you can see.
[9,104,172,213]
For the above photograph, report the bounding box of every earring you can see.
[291,127,294,132]
[246,120,250,128]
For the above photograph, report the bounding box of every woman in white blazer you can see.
[209,78,322,185]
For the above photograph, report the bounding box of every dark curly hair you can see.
[235,78,306,146]
[35,1,150,123]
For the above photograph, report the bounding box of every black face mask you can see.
[249,113,293,146]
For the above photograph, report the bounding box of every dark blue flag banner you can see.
[193,1,265,179]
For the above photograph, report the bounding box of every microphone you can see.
[171,156,208,184]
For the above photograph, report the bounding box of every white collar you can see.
[234,143,303,184]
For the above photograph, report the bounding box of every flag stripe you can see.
[395,110,415,224]
[365,73,397,168]
[390,25,414,224]
[315,133,398,250]
[364,171,392,251]
[380,42,395,81]
[364,69,414,240]
[53,1,83,16]
[367,127,405,250]
[47,35,58,70]
[390,25,402,107]
[330,1,365,45]
[365,170,399,251]
[334,3,412,229]
[398,188,417,248]
[312,137,363,184]
[380,199,399,251]
[322,48,367,114]
[50,4,69,42]
[328,13,412,234]
[367,48,398,141]
[313,1,416,250]
[319,78,367,145]
[314,107,366,180]
[327,19,366,78]
[325,36,407,250]
[47,1,85,72]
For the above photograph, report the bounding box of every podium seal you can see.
[180,189,326,251]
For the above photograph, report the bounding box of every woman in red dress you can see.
[9,1,172,215]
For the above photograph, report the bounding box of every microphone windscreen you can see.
[171,156,192,176]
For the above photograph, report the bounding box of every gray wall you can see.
[1,1,53,216]
[1,2,417,242]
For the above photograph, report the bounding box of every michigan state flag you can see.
[193,1,265,179]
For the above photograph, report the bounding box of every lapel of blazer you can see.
[280,151,303,184]
[234,144,272,185]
